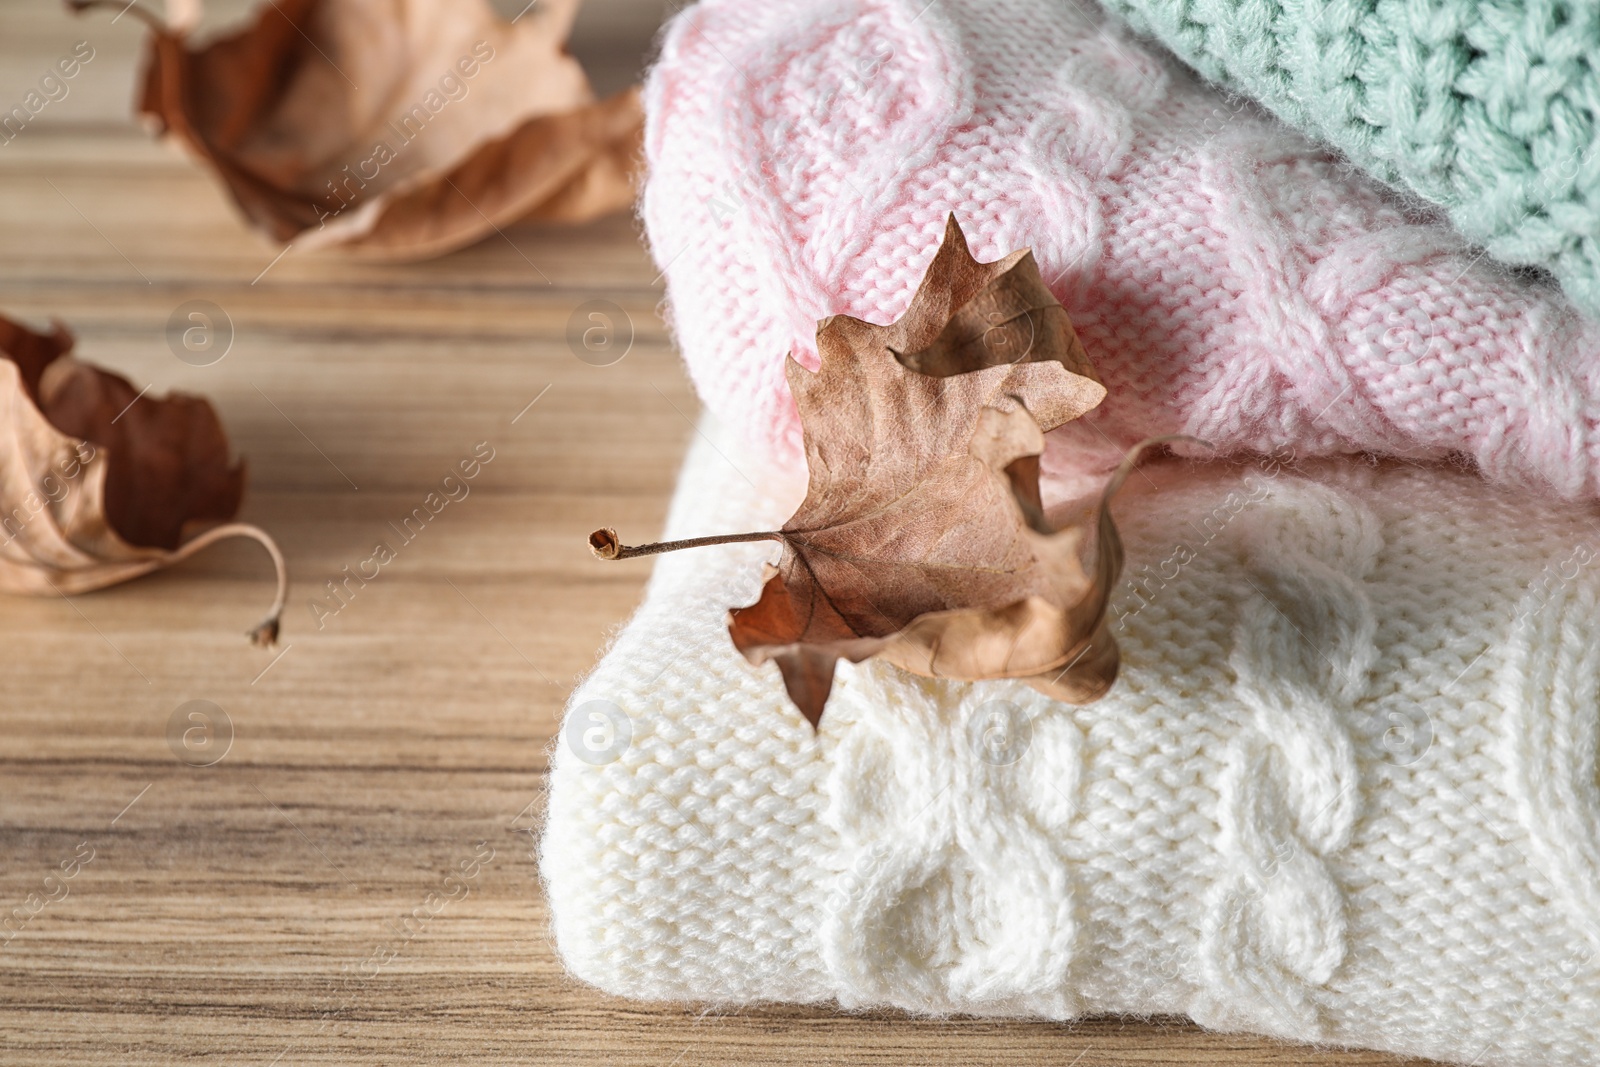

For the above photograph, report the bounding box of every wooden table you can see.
[0,2,1430,1062]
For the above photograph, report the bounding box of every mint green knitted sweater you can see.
[1098,0,1600,316]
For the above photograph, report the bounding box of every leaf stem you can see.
[589,527,784,561]
[168,523,289,646]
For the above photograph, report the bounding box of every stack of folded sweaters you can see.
[541,2,1600,1064]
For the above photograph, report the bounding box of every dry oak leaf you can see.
[593,215,1144,728]
[71,0,642,260]
[0,313,286,644]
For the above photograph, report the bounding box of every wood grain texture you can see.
[0,2,1433,1063]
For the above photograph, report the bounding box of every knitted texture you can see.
[542,426,1600,1067]
[1096,0,1600,317]
[642,0,1600,501]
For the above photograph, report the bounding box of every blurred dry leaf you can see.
[0,313,286,644]
[592,216,1161,728]
[71,0,642,259]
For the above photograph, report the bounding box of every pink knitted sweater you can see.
[641,0,1600,501]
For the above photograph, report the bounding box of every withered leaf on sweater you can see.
[592,215,1146,728]
[0,313,286,644]
[70,0,642,260]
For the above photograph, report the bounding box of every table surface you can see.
[0,3,1433,1063]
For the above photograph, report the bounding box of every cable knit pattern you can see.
[1500,567,1600,951]
[820,678,1088,1017]
[642,0,1600,501]
[542,425,1600,1067]
[1095,0,1600,318]
[1192,481,1379,1037]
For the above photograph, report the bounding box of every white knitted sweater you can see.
[542,426,1600,1067]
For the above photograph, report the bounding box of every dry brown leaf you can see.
[70,0,642,260]
[591,216,1165,728]
[0,313,286,644]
